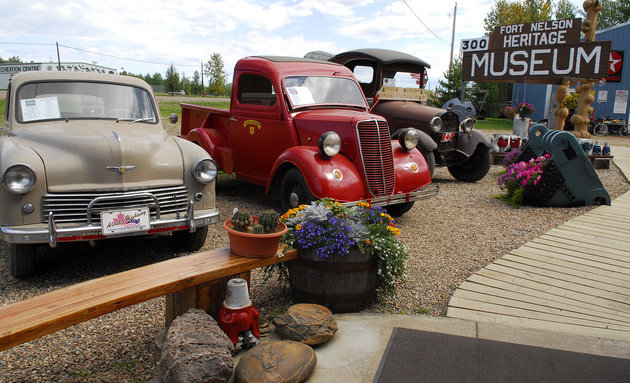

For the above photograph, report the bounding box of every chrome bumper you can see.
[1,203,220,247]
[342,184,439,208]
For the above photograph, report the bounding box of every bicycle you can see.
[591,116,629,137]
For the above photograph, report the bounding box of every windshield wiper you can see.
[115,117,153,123]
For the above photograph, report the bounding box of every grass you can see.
[474,117,513,131]
[158,99,229,117]
[0,98,5,122]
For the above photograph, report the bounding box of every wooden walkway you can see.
[447,146,630,341]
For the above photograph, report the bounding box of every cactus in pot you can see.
[259,210,280,233]
[231,210,253,232]
[252,224,265,234]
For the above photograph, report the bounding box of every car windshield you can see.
[283,76,367,109]
[16,81,158,123]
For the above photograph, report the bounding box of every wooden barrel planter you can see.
[287,247,377,313]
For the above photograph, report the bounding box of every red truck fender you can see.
[391,143,432,191]
[181,127,234,174]
[266,147,365,202]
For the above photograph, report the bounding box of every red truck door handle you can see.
[230,117,238,122]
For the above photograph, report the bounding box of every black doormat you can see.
[373,327,630,383]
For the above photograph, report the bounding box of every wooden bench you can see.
[0,247,296,352]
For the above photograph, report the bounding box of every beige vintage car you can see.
[1,71,220,277]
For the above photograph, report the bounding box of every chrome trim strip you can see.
[340,184,439,208]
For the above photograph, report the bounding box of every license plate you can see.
[101,208,150,236]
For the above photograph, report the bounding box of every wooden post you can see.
[571,0,603,138]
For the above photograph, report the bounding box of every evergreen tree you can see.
[554,0,577,20]
[190,70,202,96]
[437,57,463,107]
[165,64,180,93]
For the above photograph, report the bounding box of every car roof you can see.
[330,48,431,69]
[9,71,154,91]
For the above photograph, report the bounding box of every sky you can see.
[0,0,586,90]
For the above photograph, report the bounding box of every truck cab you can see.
[180,56,437,216]
[330,48,492,182]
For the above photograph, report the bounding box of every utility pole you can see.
[201,62,205,98]
[449,2,457,65]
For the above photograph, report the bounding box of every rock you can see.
[234,341,316,383]
[272,304,338,345]
[158,308,234,383]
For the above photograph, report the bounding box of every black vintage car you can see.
[331,48,491,182]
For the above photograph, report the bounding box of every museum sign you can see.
[462,18,611,83]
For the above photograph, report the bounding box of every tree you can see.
[204,52,227,96]
[0,56,22,63]
[484,0,553,34]
[165,64,180,93]
[579,0,630,29]
[437,57,463,107]
[190,70,202,96]
[554,0,578,20]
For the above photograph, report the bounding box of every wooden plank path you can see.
[447,146,630,341]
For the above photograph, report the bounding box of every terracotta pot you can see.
[223,217,288,258]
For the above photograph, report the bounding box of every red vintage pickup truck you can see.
[179,56,437,216]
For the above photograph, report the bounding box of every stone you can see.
[158,308,234,383]
[234,341,316,383]
[272,303,338,345]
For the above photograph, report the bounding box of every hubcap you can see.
[289,191,300,208]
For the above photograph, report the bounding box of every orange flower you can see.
[296,224,303,231]
[365,239,371,245]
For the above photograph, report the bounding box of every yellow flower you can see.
[356,201,370,208]
[386,226,401,236]
[296,224,303,231]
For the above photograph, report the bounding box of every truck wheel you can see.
[421,150,435,178]
[385,202,415,217]
[173,226,208,251]
[447,145,491,183]
[281,168,314,211]
[8,244,36,278]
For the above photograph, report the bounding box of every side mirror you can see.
[169,113,178,124]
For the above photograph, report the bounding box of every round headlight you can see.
[2,164,36,194]
[460,117,474,133]
[318,131,341,159]
[430,116,442,133]
[398,128,419,151]
[193,159,218,184]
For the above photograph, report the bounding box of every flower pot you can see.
[513,114,531,137]
[223,217,288,258]
[288,247,377,313]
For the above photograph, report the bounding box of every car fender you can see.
[0,138,48,225]
[457,129,491,157]
[181,128,233,174]
[417,130,438,152]
[391,128,437,153]
[267,147,365,202]
[391,142,432,192]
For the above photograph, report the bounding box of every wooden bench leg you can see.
[164,271,251,326]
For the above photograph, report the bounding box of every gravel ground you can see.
[1,153,629,382]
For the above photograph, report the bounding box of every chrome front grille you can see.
[42,185,189,224]
[356,119,395,197]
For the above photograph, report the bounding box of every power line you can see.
[400,0,450,45]
[57,44,197,67]
[0,41,196,68]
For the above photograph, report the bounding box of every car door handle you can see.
[230,117,238,122]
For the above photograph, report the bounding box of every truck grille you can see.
[42,185,189,224]
[356,119,395,197]
[434,112,459,151]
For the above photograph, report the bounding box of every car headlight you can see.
[460,117,474,133]
[430,117,442,133]
[318,131,341,159]
[398,128,419,151]
[193,158,218,184]
[2,164,37,194]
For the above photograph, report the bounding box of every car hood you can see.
[292,108,381,145]
[13,121,183,192]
